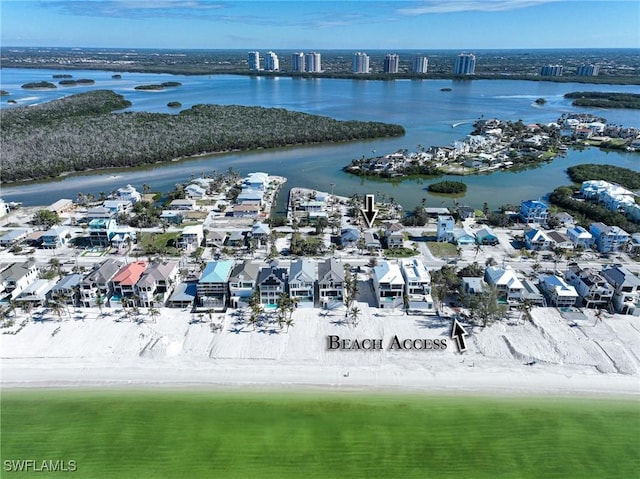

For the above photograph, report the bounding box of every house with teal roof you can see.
[197,260,234,310]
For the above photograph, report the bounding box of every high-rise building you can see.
[291,52,305,72]
[454,53,476,75]
[248,51,261,71]
[352,52,370,74]
[305,52,322,72]
[264,51,279,72]
[577,64,599,76]
[540,64,563,76]
[413,55,428,74]
[383,54,400,74]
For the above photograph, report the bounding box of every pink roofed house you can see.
[110,261,147,303]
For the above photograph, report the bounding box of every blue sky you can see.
[2,1,639,49]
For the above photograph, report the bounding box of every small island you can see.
[167,101,182,108]
[440,87,452,92]
[112,74,122,79]
[58,79,95,86]
[21,81,57,89]
[135,81,182,91]
[427,180,467,194]
[564,91,640,109]
[535,97,546,105]
[0,90,9,96]
[52,74,73,79]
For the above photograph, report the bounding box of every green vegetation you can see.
[427,180,467,194]
[567,164,640,189]
[167,101,182,108]
[535,97,546,104]
[135,82,182,90]
[564,91,640,109]
[59,79,95,86]
[1,90,404,182]
[0,90,9,96]
[136,232,180,256]
[21,81,56,89]
[549,186,639,232]
[385,247,418,257]
[53,74,73,79]
[426,241,458,258]
[32,209,61,229]
[2,390,637,479]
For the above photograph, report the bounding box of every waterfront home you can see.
[244,172,269,190]
[521,279,546,306]
[589,222,629,253]
[317,258,345,307]
[110,261,148,305]
[551,212,575,228]
[340,228,360,248]
[251,222,271,243]
[400,259,435,314]
[519,199,549,224]
[0,261,38,300]
[288,259,316,306]
[567,226,593,249]
[166,282,197,309]
[371,261,405,309]
[47,199,74,216]
[136,261,179,308]
[457,206,476,220]
[79,258,122,307]
[86,206,115,220]
[229,261,261,308]
[257,265,289,307]
[206,230,227,249]
[232,204,260,218]
[436,215,455,243]
[159,210,186,225]
[177,225,204,251]
[237,188,264,206]
[628,233,640,255]
[15,279,56,308]
[475,227,499,246]
[227,230,246,248]
[185,184,207,199]
[0,228,31,248]
[117,184,142,204]
[461,277,486,296]
[539,275,578,307]
[565,264,613,309]
[102,199,133,215]
[41,226,71,249]
[197,260,234,310]
[484,266,524,304]
[169,199,197,210]
[51,273,84,305]
[524,228,552,251]
[601,266,640,316]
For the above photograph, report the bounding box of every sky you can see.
[1,1,639,50]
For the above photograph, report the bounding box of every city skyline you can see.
[2,1,639,50]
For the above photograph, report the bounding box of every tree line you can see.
[1,90,404,183]
[566,164,640,190]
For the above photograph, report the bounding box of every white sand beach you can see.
[1,305,639,396]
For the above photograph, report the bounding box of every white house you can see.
[371,261,405,309]
[567,226,593,249]
[540,275,578,307]
[117,184,142,204]
[484,266,524,304]
[601,266,640,316]
[177,225,204,251]
[288,259,316,306]
[524,228,552,251]
[317,258,345,307]
[436,215,455,243]
[400,259,435,314]
[565,263,613,309]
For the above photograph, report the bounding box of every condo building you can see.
[264,51,279,71]
[454,53,476,75]
[383,54,399,74]
[248,51,260,71]
[540,65,563,76]
[305,52,322,72]
[413,55,428,74]
[291,52,305,72]
[352,52,370,74]
[577,64,599,76]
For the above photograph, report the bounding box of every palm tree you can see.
[349,306,361,327]
[50,301,64,322]
[148,307,160,324]
[95,294,105,317]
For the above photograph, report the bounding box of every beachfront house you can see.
[110,261,148,306]
[371,261,405,309]
[185,184,207,199]
[288,259,316,306]
[436,215,455,243]
[539,275,578,307]
[166,283,197,309]
[197,260,234,311]
[169,199,197,210]
[317,258,345,308]
[521,279,546,306]
[601,266,640,316]
[400,259,435,314]
[136,261,179,308]
[565,264,614,309]
[524,228,552,251]
[51,273,84,306]
[229,261,261,308]
[117,184,142,204]
[519,199,549,224]
[257,265,289,307]
[15,279,56,308]
[461,277,486,297]
[206,230,227,249]
[0,261,38,300]
[590,223,630,254]
[79,259,122,307]
[484,266,524,304]
[567,226,593,249]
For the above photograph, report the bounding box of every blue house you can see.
[340,228,360,248]
[519,199,549,224]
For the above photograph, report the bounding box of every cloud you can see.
[396,0,564,15]
[43,0,228,19]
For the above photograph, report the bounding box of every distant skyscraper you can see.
[413,55,428,74]
[540,64,563,76]
[454,53,476,75]
[577,64,599,76]
[383,54,400,74]
[248,51,260,71]
[291,52,305,72]
[352,52,370,74]
[264,51,279,71]
[305,52,322,72]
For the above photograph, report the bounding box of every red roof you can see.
[112,261,147,286]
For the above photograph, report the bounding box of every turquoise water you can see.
[2,68,638,210]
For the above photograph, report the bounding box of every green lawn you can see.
[1,390,638,478]
[427,241,459,258]
[137,232,180,256]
